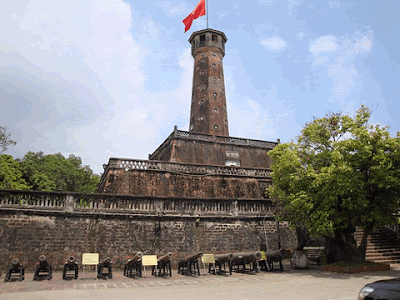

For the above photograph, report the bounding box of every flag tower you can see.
[188,29,229,136]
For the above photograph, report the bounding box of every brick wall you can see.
[0,211,296,271]
[149,130,277,169]
[0,190,297,271]
[101,169,270,199]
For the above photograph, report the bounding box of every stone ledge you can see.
[321,263,390,273]
[0,207,276,221]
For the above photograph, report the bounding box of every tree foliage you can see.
[0,155,30,190]
[0,152,100,193]
[19,152,100,193]
[0,126,16,153]
[267,106,400,262]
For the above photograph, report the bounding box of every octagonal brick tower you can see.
[188,29,229,136]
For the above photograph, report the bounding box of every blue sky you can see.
[0,0,398,174]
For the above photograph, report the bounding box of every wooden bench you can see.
[303,247,326,265]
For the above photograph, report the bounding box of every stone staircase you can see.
[355,227,400,264]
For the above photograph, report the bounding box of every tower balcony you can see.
[189,28,227,57]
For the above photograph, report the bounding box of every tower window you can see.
[213,92,217,97]
[200,35,205,42]
[212,35,217,41]
[212,63,216,67]
[200,70,205,75]
[214,124,219,129]
[199,99,205,105]
[213,108,218,113]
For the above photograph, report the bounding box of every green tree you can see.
[0,126,16,153]
[267,106,400,263]
[0,155,30,190]
[20,152,100,193]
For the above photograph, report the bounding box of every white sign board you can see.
[142,255,158,266]
[201,254,215,264]
[82,253,99,265]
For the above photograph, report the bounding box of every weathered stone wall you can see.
[0,190,297,270]
[149,130,277,169]
[102,169,270,198]
[0,211,296,271]
[154,138,273,168]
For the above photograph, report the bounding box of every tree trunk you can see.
[358,223,374,262]
[325,227,362,263]
[295,224,310,250]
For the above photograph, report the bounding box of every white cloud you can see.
[295,31,305,40]
[155,1,187,17]
[176,48,194,130]
[0,0,149,172]
[309,35,338,55]
[257,0,276,4]
[288,0,301,15]
[229,99,276,139]
[260,36,287,52]
[309,35,338,66]
[329,1,340,9]
[308,30,374,104]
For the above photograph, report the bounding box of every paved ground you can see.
[1,263,400,300]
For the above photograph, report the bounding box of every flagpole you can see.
[206,0,209,28]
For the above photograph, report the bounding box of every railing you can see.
[175,130,278,148]
[0,190,66,209]
[149,129,277,160]
[0,189,275,218]
[106,158,271,178]
[383,224,400,240]
[385,224,400,233]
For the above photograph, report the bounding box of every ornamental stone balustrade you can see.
[105,158,271,177]
[0,189,275,219]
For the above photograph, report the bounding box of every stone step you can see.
[355,227,400,264]
[366,248,400,254]
[367,237,400,242]
[368,238,398,242]
[369,243,400,247]
[367,251,400,257]
[366,253,400,259]
[366,256,400,261]
[355,233,394,239]
[366,247,400,253]
[367,259,400,264]
[353,228,400,264]
[368,242,400,248]
[366,251,400,257]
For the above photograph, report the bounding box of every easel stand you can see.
[81,253,99,280]
[82,265,98,280]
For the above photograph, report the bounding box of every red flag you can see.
[182,0,206,33]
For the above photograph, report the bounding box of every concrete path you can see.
[1,264,400,300]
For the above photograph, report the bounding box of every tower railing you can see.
[106,158,271,178]
[0,189,275,219]
[149,129,278,160]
